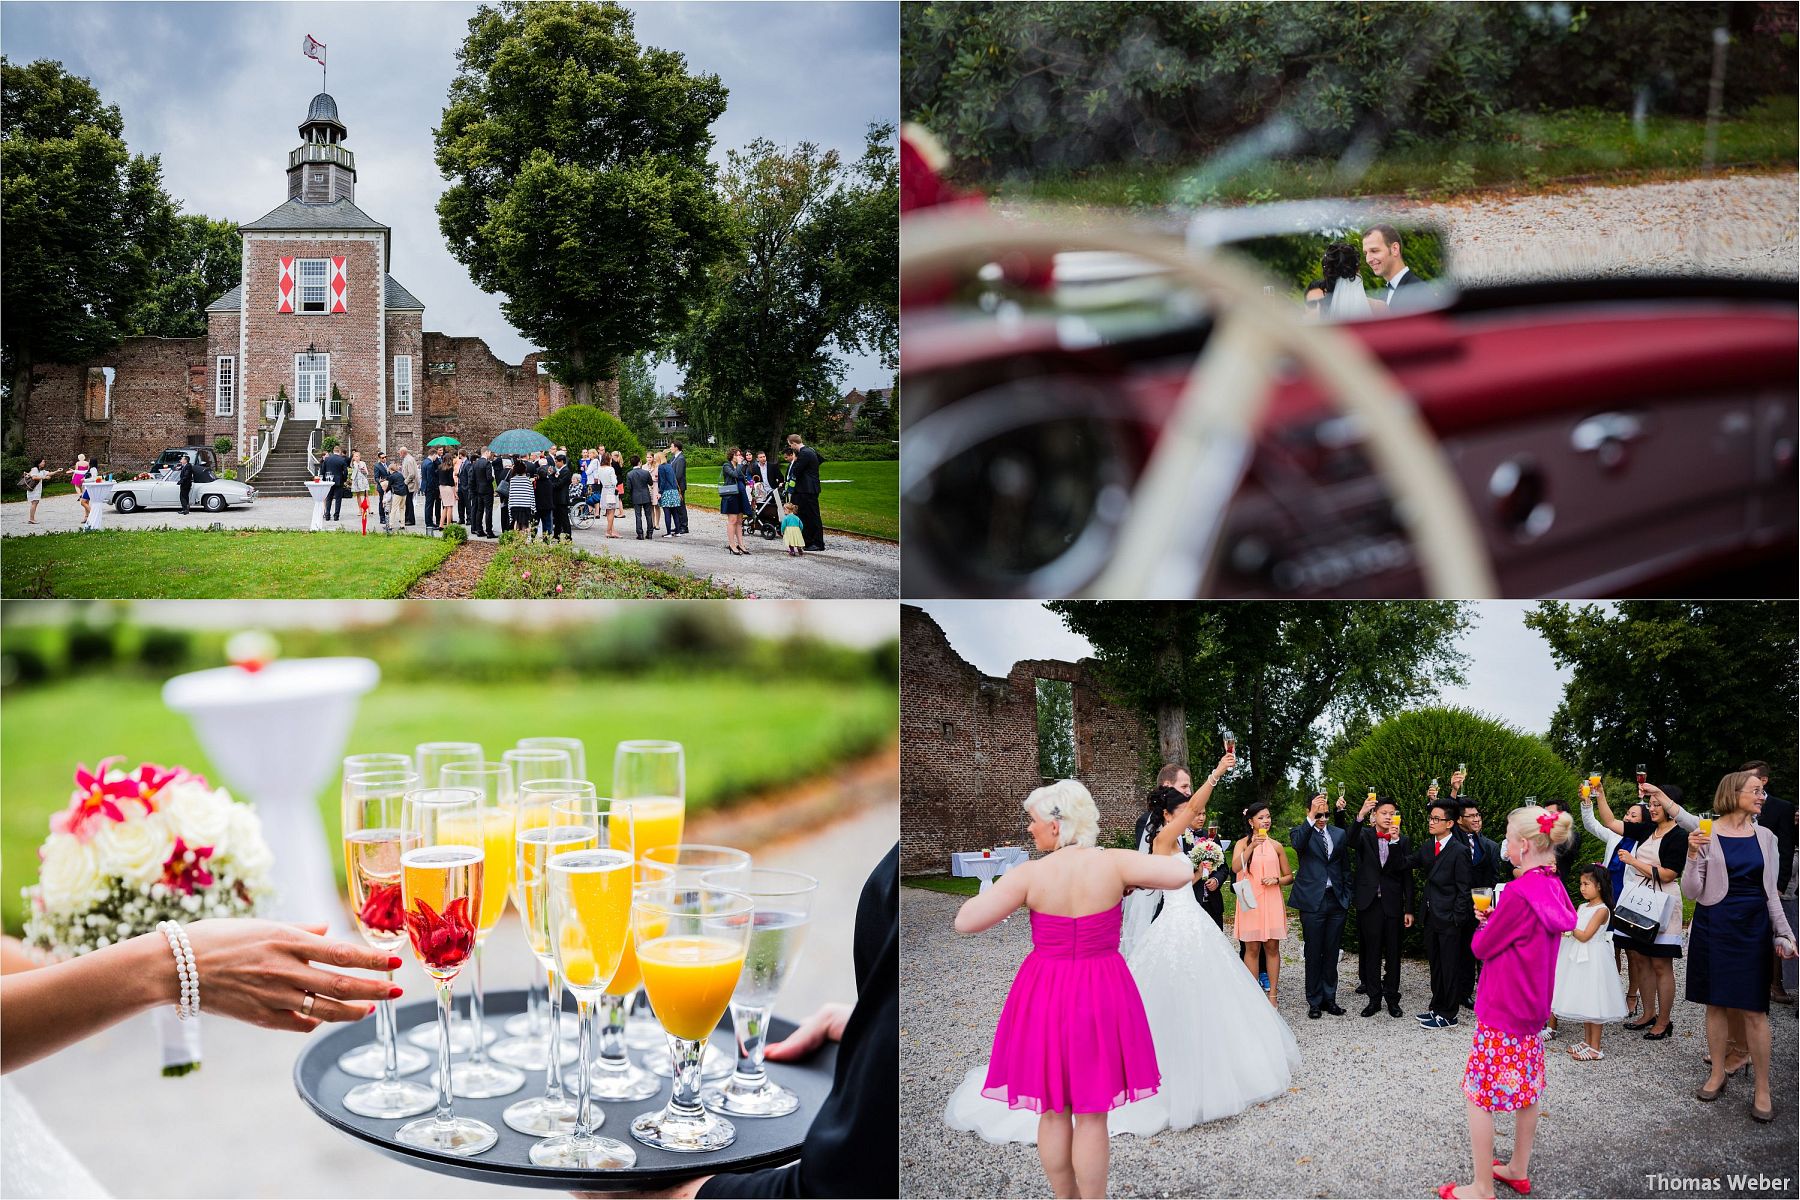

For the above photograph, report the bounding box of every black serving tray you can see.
[294,988,833,1190]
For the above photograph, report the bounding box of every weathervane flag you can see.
[302,34,326,67]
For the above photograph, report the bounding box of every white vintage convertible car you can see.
[109,471,258,514]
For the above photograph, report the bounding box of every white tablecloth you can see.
[951,847,1028,891]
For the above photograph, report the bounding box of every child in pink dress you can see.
[954,779,1191,1200]
[1441,805,1577,1200]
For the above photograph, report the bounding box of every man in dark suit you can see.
[1411,800,1474,1028]
[669,440,689,535]
[1742,760,1796,1004]
[1351,794,1413,1017]
[421,449,441,531]
[320,446,348,521]
[1455,798,1505,1009]
[551,453,574,540]
[627,456,656,539]
[1362,223,1427,313]
[176,456,195,515]
[786,433,825,551]
[472,449,497,537]
[1290,792,1351,1018]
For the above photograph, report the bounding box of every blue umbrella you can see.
[488,428,553,454]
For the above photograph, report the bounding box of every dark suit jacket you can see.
[1411,834,1475,927]
[1289,815,1351,913]
[552,464,574,508]
[1351,822,1413,918]
[1462,830,1505,889]
[790,445,822,495]
[470,457,494,494]
[626,466,654,505]
[1383,268,1427,311]
[1763,792,1796,893]
[671,452,687,496]
[421,457,440,491]
[320,452,348,485]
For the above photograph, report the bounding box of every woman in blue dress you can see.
[654,452,681,539]
[1684,770,1797,1122]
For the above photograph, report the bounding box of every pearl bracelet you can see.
[156,920,199,1020]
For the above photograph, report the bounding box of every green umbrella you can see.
[426,435,460,447]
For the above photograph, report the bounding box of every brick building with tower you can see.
[20,92,589,492]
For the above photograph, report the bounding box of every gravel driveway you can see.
[901,888,1798,1199]
[0,494,898,599]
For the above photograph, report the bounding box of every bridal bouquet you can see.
[21,758,275,1075]
[1188,838,1225,876]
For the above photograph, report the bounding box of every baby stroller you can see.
[745,479,784,540]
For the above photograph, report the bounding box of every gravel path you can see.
[403,536,499,597]
[901,888,1798,1199]
[0,495,898,599]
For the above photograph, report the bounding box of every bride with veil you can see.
[1322,241,1376,321]
[947,758,1301,1142]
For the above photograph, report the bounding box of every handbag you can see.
[1233,876,1258,910]
[1610,875,1671,944]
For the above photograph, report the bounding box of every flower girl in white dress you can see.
[1551,864,1628,1061]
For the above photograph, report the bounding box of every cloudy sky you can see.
[0,0,897,393]
[913,600,1579,735]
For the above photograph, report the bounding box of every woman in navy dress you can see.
[1684,770,1797,1122]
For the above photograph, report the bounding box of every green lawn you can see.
[1,673,897,934]
[2,480,77,504]
[818,459,897,541]
[988,98,1799,209]
[472,535,741,599]
[1,529,454,598]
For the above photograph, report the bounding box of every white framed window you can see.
[298,258,328,312]
[394,355,413,414]
[215,356,235,416]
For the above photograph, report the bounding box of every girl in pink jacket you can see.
[1440,805,1577,1200]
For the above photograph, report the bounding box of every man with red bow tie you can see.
[1353,794,1415,1017]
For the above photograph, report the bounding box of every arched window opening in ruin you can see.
[1035,677,1074,781]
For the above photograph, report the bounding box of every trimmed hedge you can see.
[534,406,645,466]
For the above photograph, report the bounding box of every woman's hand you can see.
[1776,939,1797,961]
[185,920,400,1032]
[1688,828,1711,856]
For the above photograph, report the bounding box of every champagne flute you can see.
[530,795,638,1169]
[503,779,596,1136]
[1636,763,1649,796]
[1222,730,1236,758]
[434,762,527,1099]
[1472,887,1494,915]
[637,845,751,1080]
[339,770,433,1116]
[630,884,753,1152]
[404,740,498,1055]
[336,757,430,1080]
[497,745,582,1048]
[518,736,586,783]
[699,868,817,1118]
[396,787,496,1156]
[615,740,686,1050]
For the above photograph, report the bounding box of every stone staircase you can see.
[248,427,322,497]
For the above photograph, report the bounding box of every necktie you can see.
[1434,839,1441,857]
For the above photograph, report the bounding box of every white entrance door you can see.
[294,352,329,421]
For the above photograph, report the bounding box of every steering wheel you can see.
[900,209,1498,597]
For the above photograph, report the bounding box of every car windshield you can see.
[903,3,1796,311]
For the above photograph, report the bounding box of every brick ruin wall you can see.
[417,333,590,451]
[900,604,1149,876]
[20,336,209,474]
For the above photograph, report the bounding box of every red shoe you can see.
[1437,1186,1460,1199]
[1492,1161,1533,1195]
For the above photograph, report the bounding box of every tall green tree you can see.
[1053,601,1471,808]
[434,1,732,412]
[614,353,661,449]
[676,123,899,459]
[1525,601,1798,801]
[1,58,174,452]
[127,213,240,339]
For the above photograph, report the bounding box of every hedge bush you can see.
[1323,706,1587,955]
[534,406,645,466]
[441,523,469,546]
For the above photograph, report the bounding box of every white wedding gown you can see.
[945,848,1301,1142]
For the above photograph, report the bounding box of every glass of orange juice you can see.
[1472,887,1494,914]
[615,740,687,1049]
[531,795,638,1169]
[1588,772,1603,791]
[630,884,753,1152]
[503,741,585,1044]
[1698,812,1715,837]
[637,846,752,1081]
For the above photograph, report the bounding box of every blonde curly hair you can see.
[1023,779,1099,849]
[1505,804,1574,857]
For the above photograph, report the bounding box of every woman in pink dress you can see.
[1440,805,1577,1200]
[953,779,1193,1200]
[1232,801,1293,1006]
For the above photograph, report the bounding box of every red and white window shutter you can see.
[278,257,295,312]
[330,257,347,313]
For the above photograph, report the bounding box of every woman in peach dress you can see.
[1233,801,1294,1006]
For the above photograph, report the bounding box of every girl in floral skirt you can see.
[1440,805,1577,1200]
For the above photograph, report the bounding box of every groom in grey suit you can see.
[1362,223,1426,311]
[1291,792,1351,1018]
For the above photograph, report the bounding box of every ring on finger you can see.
[300,990,317,1017]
